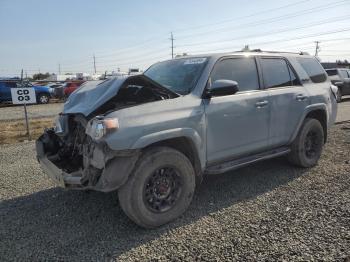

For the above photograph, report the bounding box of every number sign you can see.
[11,88,37,104]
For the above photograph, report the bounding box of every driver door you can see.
[204,57,270,164]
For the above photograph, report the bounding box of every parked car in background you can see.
[325,68,350,102]
[47,83,65,99]
[37,51,337,228]
[63,81,85,98]
[0,80,51,104]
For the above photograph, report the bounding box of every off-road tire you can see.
[288,118,324,167]
[118,146,196,228]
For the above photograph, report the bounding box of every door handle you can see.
[255,100,269,108]
[296,94,307,101]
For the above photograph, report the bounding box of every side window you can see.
[296,57,327,83]
[289,65,300,86]
[339,70,348,79]
[210,57,259,92]
[260,58,294,88]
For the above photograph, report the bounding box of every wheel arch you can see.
[132,128,204,183]
[291,104,328,144]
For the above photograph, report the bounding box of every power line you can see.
[176,0,349,40]
[177,16,350,48]
[172,0,314,34]
[42,0,342,68]
[96,47,169,63]
[183,29,350,55]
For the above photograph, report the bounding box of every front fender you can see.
[131,128,205,169]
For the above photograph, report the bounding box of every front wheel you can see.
[288,118,324,167]
[118,147,196,228]
[38,93,50,104]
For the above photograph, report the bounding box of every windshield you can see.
[144,57,208,95]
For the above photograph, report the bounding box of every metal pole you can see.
[315,41,320,57]
[21,69,31,140]
[170,32,174,59]
[24,103,31,140]
[93,54,97,74]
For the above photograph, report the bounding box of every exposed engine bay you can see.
[89,75,178,117]
[38,75,177,190]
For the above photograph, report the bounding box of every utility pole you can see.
[170,32,175,59]
[93,54,97,74]
[58,63,61,75]
[315,41,320,57]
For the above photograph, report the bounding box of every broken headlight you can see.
[86,116,119,140]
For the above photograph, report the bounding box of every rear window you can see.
[296,57,327,83]
[326,69,338,76]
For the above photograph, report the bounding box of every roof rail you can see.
[238,49,310,55]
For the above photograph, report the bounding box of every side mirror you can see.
[206,79,239,97]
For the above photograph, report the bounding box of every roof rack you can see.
[238,49,310,55]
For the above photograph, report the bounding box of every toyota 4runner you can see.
[36,50,338,228]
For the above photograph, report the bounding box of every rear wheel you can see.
[38,93,50,104]
[118,147,195,228]
[288,118,324,167]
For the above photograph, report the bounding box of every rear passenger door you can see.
[258,57,308,148]
[205,56,270,164]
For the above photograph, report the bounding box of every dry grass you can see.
[0,117,54,144]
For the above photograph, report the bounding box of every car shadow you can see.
[0,157,307,261]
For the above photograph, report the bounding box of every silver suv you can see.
[37,51,338,228]
[325,68,350,102]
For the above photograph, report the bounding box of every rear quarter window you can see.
[326,69,338,76]
[339,70,348,78]
[296,57,327,83]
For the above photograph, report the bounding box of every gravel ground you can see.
[337,98,350,123]
[0,123,349,261]
[0,102,63,121]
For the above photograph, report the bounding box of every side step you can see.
[205,147,290,175]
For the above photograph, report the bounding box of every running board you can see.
[205,147,290,175]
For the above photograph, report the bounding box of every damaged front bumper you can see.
[36,130,140,192]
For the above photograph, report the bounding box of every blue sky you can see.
[0,0,349,76]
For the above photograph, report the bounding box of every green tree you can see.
[32,72,51,80]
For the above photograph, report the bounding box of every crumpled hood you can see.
[63,77,127,116]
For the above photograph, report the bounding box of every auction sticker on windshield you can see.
[184,58,207,65]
